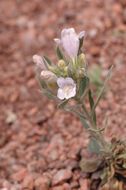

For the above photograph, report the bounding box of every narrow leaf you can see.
[79,116,90,129]
[79,77,89,97]
[56,46,64,60]
[88,89,97,124]
[79,37,84,52]
[43,56,52,65]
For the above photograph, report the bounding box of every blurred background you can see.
[0,0,126,189]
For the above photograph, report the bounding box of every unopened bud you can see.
[79,53,86,65]
[64,66,68,73]
[78,68,85,78]
[33,55,46,70]
[41,70,57,82]
[58,60,66,68]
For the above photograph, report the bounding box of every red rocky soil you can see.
[0,0,126,189]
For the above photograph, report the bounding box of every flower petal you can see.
[65,77,75,86]
[57,88,65,100]
[61,28,75,37]
[64,86,76,99]
[61,28,79,58]
[57,77,66,88]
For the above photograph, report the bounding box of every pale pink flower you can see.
[54,28,85,58]
[33,55,46,70]
[57,77,76,100]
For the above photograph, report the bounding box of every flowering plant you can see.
[33,28,126,190]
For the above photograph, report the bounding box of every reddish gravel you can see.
[0,0,126,189]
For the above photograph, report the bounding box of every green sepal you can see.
[78,37,84,54]
[56,46,64,60]
[43,56,52,66]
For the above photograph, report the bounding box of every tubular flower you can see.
[54,28,85,58]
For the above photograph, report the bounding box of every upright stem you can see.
[79,100,108,153]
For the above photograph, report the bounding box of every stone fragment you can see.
[52,169,72,185]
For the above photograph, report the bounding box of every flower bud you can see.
[54,28,85,59]
[58,60,66,68]
[76,68,85,78]
[64,66,68,73]
[33,55,46,70]
[79,53,86,65]
[41,71,57,82]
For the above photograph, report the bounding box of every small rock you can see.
[52,169,72,186]
[6,111,17,125]
[48,148,59,161]
[22,174,34,189]
[79,178,89,190]
[52,183,71,190]
[11,168,28,182]
[34,176,51,190]
[70,181,79,188]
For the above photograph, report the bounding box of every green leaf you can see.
[88,89,97,125]
[56,46,64,60]
[78,77,89,97]
[79,37,84,52]
[88,138,101,154]
[43,56,52,66]
[92,65,113,113]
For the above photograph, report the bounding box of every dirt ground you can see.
[0,0,126,189]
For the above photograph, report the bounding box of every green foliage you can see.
[78,37,84,54]
[78,76,89,97]
[43,56,52,66]
[56,46,64,60]
[79,115,90,129]
[88,89,97,125]
[88,137,101,154]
